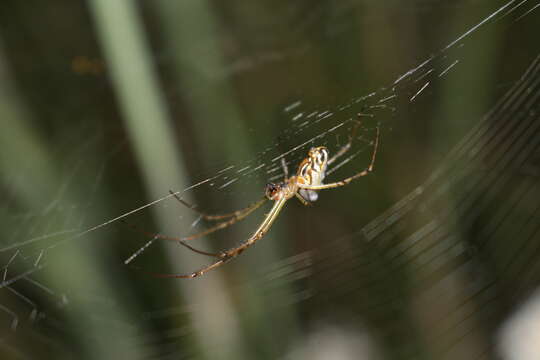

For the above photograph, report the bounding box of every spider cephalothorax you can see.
[265,182,283,200]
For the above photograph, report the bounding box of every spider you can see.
[140,120,379,278]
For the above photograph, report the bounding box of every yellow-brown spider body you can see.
[297,146,329,202]
[149,122,379,278]
[266,146,329,204]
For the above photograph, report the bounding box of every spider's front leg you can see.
[155,197,289,279]
[168,189,268,242]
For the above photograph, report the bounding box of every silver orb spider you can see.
[145,121,379,278]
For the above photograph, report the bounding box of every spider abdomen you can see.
[299,189,319,202]
[296,146,329,202]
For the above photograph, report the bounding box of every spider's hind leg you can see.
[295,193,313,206]
[151,256,232,279]
[298,125,380,191]
[328,119,362,165]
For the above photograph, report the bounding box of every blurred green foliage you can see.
[0,1,539,359]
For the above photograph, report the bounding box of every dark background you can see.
[1,1,539,359]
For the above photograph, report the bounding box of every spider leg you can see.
[181,197,267,241]
[151,257,230,279]
[294,193,312,206]
[169,190,262,221]
[123,196,266,249]
[149,197,288,278]
[129,257,230,279]
[327,119,362,165]
[121,220,223,257]
[299,125,380,190]
[170,190,268,239]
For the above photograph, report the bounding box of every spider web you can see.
[1,0,539,359]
